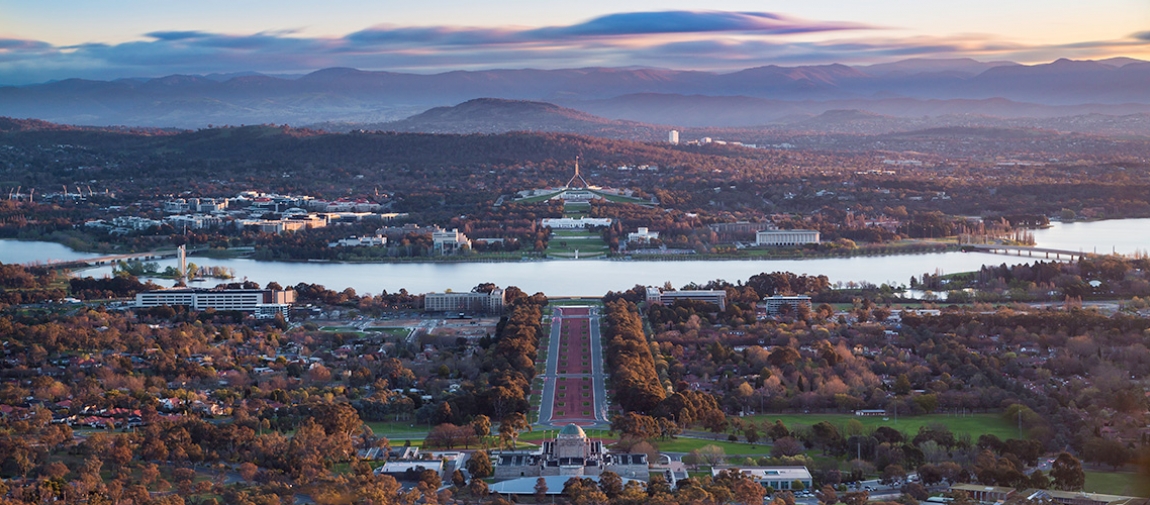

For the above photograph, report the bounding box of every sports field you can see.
[1084,470,1148,497]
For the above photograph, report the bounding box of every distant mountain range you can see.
[558,94,1150,128]
[313,98,1150,139]
[2,57,1150,131]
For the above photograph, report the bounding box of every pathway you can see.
[536,305,609,427]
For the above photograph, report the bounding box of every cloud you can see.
[527,11,873,38]
[0,11,1146,84]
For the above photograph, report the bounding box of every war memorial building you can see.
[493,424,649,480]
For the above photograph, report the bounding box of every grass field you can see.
[364,327,411,338]
[1084,470,1148,496]
[552,229,595,237]
[743,413,1018,440]
[545,231,609,257]
[365,421,431,439]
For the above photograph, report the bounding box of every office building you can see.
[627,227,659,244]
[949,484,1016,503]
[762,295,812,315]
[432,228,471,254]
[756,229,820,246]
[424,289,505,314]
[328,235,387,247]
[711,466,812,491]
[135,288,295,319]
[646,288,727,310]
[708,221,777,241]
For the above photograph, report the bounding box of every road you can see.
[536,310,564,424]
[587,305,608,423]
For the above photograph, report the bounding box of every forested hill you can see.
[0,121,749,199]
[0,122,726,167]
[315,98,670,140]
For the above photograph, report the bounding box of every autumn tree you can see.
[466,450,493,479]
[471,414,491,439]
[612,412,659,440]
[598,470,624,498]
[535,477,549,502]
[816,485,838,505]
[1051,452,1085,491]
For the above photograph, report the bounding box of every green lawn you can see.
[364,327,412,338]
[546,230,607,246]
[365,421,430,439]
[1084,470,1148,497]
[319,326,360,332]
[743,413,1018,441]
[552,230,596,238]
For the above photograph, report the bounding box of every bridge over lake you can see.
[965,244,1090,260]
[23,249,191,269]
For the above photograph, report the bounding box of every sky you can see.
[1,0,1148,84]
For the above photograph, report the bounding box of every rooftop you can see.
[558,423,587,439]
[489,475,640,495]
[712,466,812,480]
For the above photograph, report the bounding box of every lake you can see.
[1,217,1146,296]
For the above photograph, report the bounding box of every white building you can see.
[493,424,649,480]
[164,198,228,214]
[110,216,162,231]
[627,227,659,244]
[165,214,223,230]
[328,235,387,248]
[135,288,295,319]
[711,466,812,491]
[424,289,504,314]
[374,460,444,478]
[237,215,326,234]
[646,288,727,310]
[555,189,597,201]
[432,228,471,253]
[756,229,820,246]
[540,217,613,229]
[762,295,812,315]
[668,130,679,145]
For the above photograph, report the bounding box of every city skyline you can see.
[0,0,1148,84]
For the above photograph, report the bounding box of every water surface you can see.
[1,217,1144,296]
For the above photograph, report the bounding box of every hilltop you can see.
[315,98,668,140]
